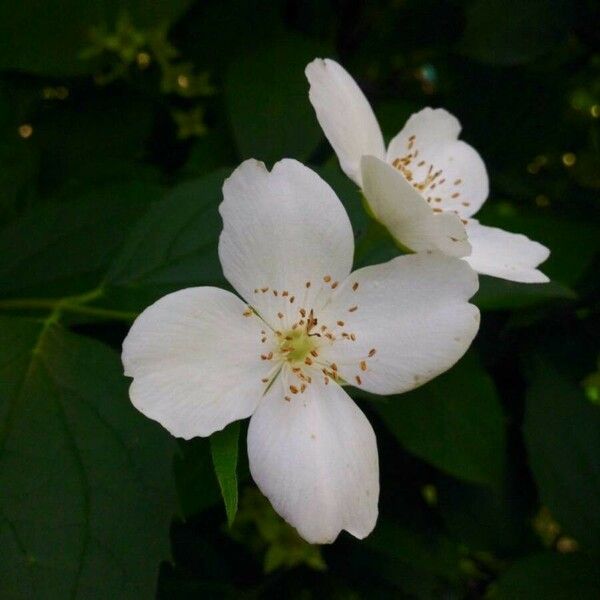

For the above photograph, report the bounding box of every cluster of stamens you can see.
[242,275,378,402]
[391,134,469,224]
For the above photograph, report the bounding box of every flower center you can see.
[243,277,378,401]
[279,329,318,364]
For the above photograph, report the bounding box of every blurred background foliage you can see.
[0,0,598,598]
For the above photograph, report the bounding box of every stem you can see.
[0,289,138,322]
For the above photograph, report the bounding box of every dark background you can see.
[0,1,599,598]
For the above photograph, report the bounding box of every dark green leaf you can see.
[0,181,163,300]
[180,128,237,179]
[523,352,600,555]
[490,553,600,599]
[173,438,222,519]
[177,0,285,74]
[460,0,573,66]
[474,276,576,311]
[101,169,229,313]
[225,35,330,164]
[374,352,506,488]
[0,316,177,598]
[0,0,192,76]
[210,422,240,527]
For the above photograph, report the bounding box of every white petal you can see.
[219,159,354,324]
[122,287,269,439]
[386,108,489,218]
[318,253,480,395]
[361,155,471,257]
[387,107,461,156]
[248,371,379,544]
[464,220,550,283]
[306,58,385,186]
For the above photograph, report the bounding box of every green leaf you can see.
[225,34,330,164]
[374,351,506,487]
[523,352,600,555]
[210,421,240,527]
[0,0,192,76]
[460,0,573,66]
[180,128,237,179]
[0,181,163,300]
[474,276,576,311]
[0,316,177,598]
[490,553,600,599]
[173,438,222,519]
[101,169,229,313]
[177,0,284,73]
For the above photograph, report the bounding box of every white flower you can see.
[306,58,550,283]
[122,158,480,544]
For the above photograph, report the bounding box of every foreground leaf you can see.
[0,316,177,598]
[374,351,506,488]
[210,422,240,527]
[0,181,162,300]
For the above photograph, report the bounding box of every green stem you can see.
[0,289,138,322]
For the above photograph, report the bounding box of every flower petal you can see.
[219,159,354,323]
[387,107,461,158]
[361,155,471,257]
[318,253,480,395]
[386,108,488,218]
[122,287,269,439]
[306,58,385,186]
[247,371,379,544]
[464,220,550,283]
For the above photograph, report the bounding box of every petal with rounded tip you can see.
[387,108,488,218]
[318,253,480,395]
[387,107,461,160]
[306,58,385,186]
[122,287,269,439]
[248,372,379,544]
[219,159,354,324]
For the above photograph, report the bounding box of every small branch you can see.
[0,289,138,323]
